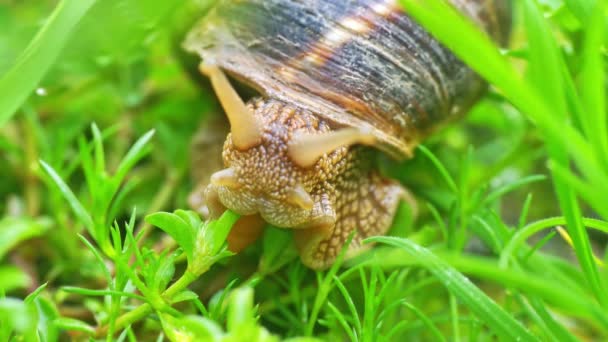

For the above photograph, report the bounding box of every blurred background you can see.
[1,0,213,217]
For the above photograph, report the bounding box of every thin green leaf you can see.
[114,129,155,183]
[483,175,546,205]
[402,301,446,342]
[54,317,95,334]
[0,0,97,124]
[471,216,501,252]
[61,286,145,301]
[367,236,536,341]
[332,275,361,336]
[40,160,94,233]
[23,283,47,305]
[580,0,608,164]
[549,161,608,219]
[417,145,458,193]
[549,152,608,307]
[306,233,354,336]
[500,217,608,268]
[31,294,60,342]
[528,297,579,342]
[77,234,112,284]
[523,0,567,119]
[518,194,534,230]
[523,3,606,306]
[77,136,99,202]
[326,302,357,342]
[522,231,557,263]
[260,227,298,274]
[91,123,106,176]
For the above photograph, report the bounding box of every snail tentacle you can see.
[286,184,314,210]
[210,168,241,188]
[199,63,262,150]
[288,126,376,168]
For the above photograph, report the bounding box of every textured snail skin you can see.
[185,0,511,269]
[199,99,404,269]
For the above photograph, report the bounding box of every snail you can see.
[184,0,512,270]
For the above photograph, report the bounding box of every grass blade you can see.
[522,0,607,307]
[522,0,566,119]
[528,297,579,342]
[114,130,155,183]
[398,0,608,202]
[366,236,537,341]
[0,0,97,125]
[500,217,608,268]
[483,175,546,205]
[40,160,94,235]
[580,0,608,165]
[399,0,608,309]
[326,302,357,342]
[402,301,447,342]
[417,145,458,194]
[61,287,145,301]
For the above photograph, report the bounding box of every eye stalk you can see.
[199,63,263,150]
[210,168,241,188]
[288,126,376,168]
[286,184,314,210]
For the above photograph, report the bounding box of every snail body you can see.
[185,0,511,269]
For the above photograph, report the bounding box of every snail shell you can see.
[184,0,512,269]
[184,0,512,159]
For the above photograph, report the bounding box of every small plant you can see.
[37,126,288,340]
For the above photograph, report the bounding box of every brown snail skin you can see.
[184,0,511,270]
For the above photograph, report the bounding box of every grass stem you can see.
[95,269,198,337]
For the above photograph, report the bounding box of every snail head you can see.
[208,98,338,228]
[201,64,376,229]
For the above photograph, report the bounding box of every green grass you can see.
[1,0,607,340]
